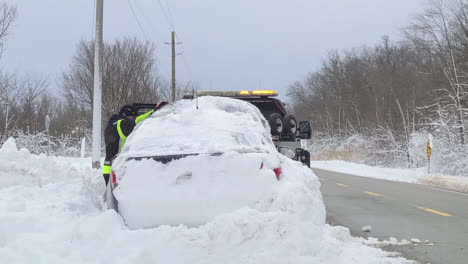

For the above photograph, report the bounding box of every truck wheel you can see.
[268,113,283,136]
[283,114,297,137]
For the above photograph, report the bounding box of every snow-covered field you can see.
[0,139,412,264]
[311,160,468,193]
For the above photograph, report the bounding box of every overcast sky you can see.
[2,0,426,100]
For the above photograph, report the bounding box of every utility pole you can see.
[92,0,103,169]
[171,31,176,102]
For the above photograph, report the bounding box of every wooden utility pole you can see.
[91,0,103,169]
[171,31,176,102]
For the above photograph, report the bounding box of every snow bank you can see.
[417,175,468,193]
[0,138,410,263]
[360,237,411,247]
[311,160,468,193]
[311,160,424,183]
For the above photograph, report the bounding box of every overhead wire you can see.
[133,0,194,82]
[125,0,173,80]
[155,0,175,30]
[131,0,162,41]
[126,0,151,41]
[154,0,193,80]
[163,0,176,29]
[175,32,193,79]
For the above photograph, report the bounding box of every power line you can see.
[174,32,193,79]
[155,0,175,30]
[129,1,173,79]
[132,0,162,41]
[163,0,176,28]
[127,0,150,40]
[144,0,193,80]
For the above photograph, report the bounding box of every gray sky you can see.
[2,0,426,100]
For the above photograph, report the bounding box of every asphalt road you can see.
[313,168,468,264]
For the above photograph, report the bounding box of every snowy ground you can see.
[311,160,468,193]
[0,138,412,264]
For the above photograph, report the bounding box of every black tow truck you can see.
[194,90,312,167]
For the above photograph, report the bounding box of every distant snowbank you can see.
[0,138,410,264]
[417,175,468,193]
[311,160,468,193]
[311,160,424,183]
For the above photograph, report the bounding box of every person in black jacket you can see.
[102,102,168,185]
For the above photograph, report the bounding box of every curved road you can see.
[313,168,468,264]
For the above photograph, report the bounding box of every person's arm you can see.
[134,102,168,124]
[135,109,154,125]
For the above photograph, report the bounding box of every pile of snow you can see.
[311,160,468,193]
[0,136,411,263]
[360,237,411,247]
[417,175,468,193]
[311,160,425,183]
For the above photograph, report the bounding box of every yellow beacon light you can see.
[196,90,278,97]
[252,90,278,96]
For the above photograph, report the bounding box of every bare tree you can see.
[0,72,19,139]
[158,80,199,102]
[62,37,162,118]
[0,73,48,139]
[0,2,16,58]
[405,0,468,144]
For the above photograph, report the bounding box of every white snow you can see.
[362,226,372,232]
[114,152,281,228]
[311,160,424,183]
[119,97,274,158]
[311,160,468,193]
[360,237,411,247]
[112,97,283,228]
[0,138,411,262]
[424,240,434,246]
[410,238,421,244]
[427,134,433,149]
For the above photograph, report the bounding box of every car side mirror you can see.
[277,146,296,159]
[298,121,312,139]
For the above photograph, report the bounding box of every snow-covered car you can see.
[195,90,312,167]
[105,96,293,229]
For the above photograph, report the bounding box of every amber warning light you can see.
[197,90,278,97]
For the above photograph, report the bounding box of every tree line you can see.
[0,2,194,149]
[288,0,468,167]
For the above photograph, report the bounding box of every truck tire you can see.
[268,113,283,136]
[283,114,297,137]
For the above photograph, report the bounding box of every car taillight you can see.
[260,162,281,181]
[273,167,282,180]
[111,170,118,187]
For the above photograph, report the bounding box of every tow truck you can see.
[193,90,312,167]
